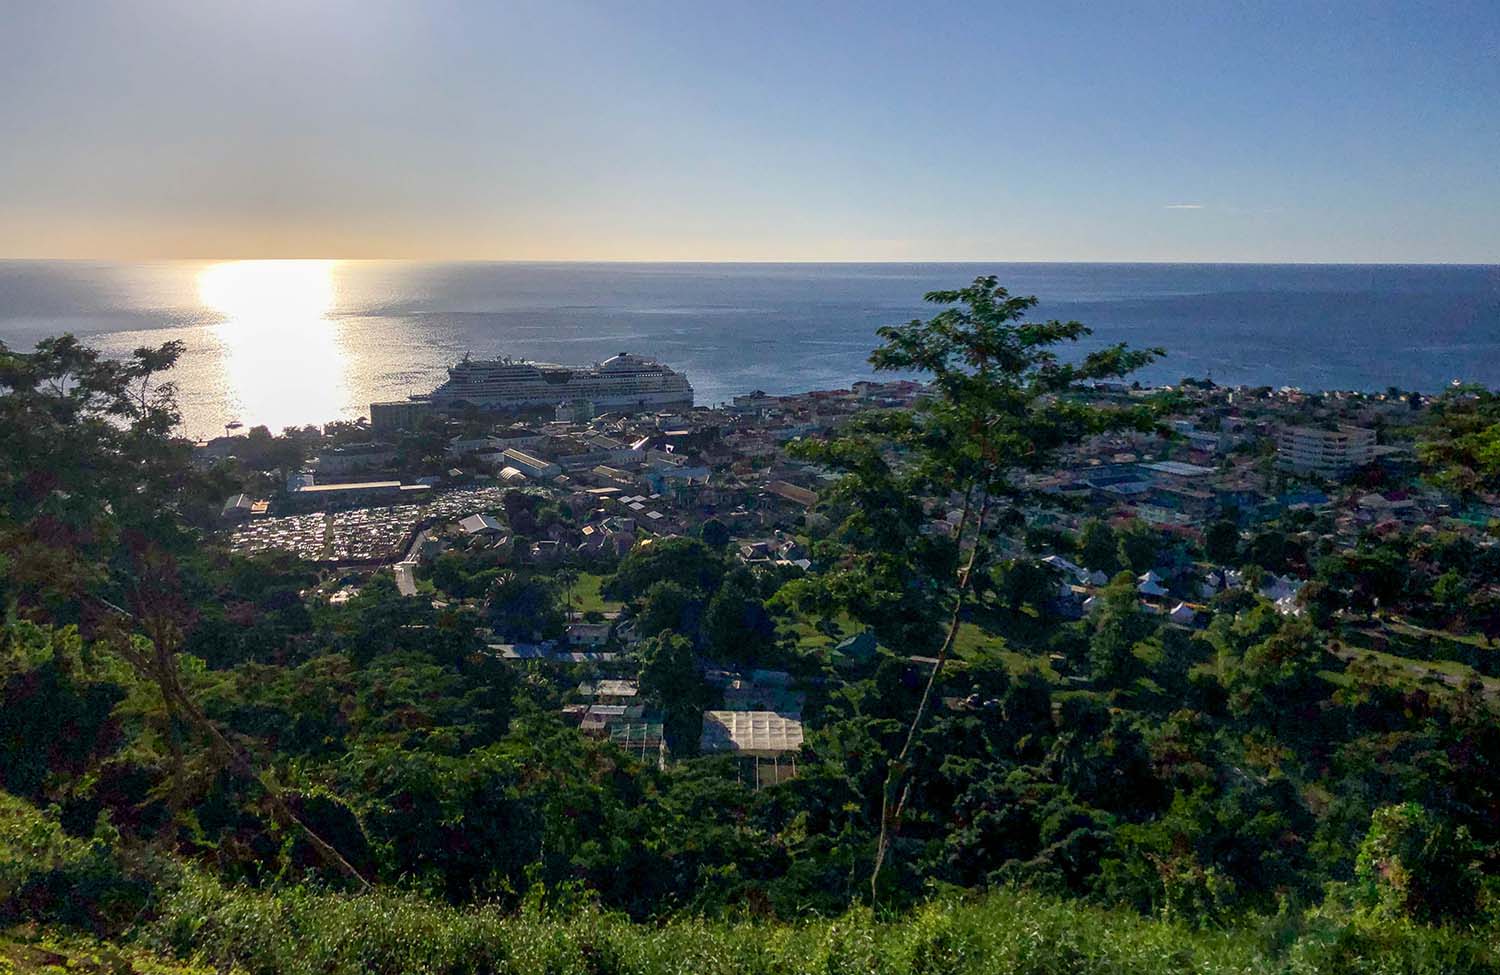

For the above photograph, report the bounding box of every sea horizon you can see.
[3,259,1497,439]
[4,257,1497,267]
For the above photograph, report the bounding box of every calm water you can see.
[1,260,1497,440]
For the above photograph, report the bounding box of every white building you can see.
[501,448,562,480]
[700,710,804,787]
[1275,424,1376,477]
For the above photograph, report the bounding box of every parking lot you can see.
[224,485,521,564]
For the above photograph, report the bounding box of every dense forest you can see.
[2,283,1499,974]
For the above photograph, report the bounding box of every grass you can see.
[783,612,858,655]
[781,604,1059,680]
[953,605,1061,681]
[953,622,1058,680]
[127,873,1500,975]
[5,793,1498,975]
[1384,617,1498,651]
[570,572,624,617]
[1334,622,1500,696]
[1,931,212,974]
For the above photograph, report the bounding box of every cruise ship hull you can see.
[431,389,694,411]
[423,353,694,413]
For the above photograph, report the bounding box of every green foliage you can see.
[0,793,155,935]
[701,568,775,661]
[1205,520,1242,564]
[1087,572,1152,687]
[9,308,1500,970]
[1354,803,1484,925]
[606,537,726,602]
[1418,387,1500,495]
[638,631,707,754]
[135,874,1500,975]
[636,580,700,641]
[486,571,565,641]
[1115,521,1161,576]
[699,517,731,551]
[991,558,1058,615]
[0,622,124,800]
[1079,519,1121,574]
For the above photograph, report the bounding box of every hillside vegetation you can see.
[3,288,1500,972]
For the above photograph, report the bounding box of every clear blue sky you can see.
[2,0,1496,261]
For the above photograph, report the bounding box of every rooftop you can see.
[700,710,804,755]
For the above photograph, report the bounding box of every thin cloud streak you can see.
[1165,204,1206,209]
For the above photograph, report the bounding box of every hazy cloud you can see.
[1164,203,1205,209]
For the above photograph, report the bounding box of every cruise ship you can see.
[423,352,693,412]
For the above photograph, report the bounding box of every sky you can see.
[1,0,1496,262]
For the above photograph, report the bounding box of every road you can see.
[392,530,425,597]
[394,560,417,597]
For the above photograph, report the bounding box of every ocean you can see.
[1,260,1497,440]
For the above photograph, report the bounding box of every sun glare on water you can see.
[197,260,350,434]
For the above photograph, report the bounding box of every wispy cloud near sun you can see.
[1164,203,1205,209]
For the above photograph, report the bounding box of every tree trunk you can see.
[869,489,990,905]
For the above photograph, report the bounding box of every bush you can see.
[1354,803,1484,925]
[0,793,155,935]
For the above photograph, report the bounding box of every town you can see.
[198,374,1500,778]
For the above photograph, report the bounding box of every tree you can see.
[1078,518,1121,574]
[0,335,371,887]
[605,537,725,602]
[1204,520,1240,565]
[555,566,580,623]
[635,579,699,641]
[1088,571,1152,688]
[1115,520,1160,575]
[701,569,774,661]
[638,631,707,754]
[992,558,1057,615]
[1417,386,1500,495]
[1223,615,1329,738]
[1429,569,1467,628]
[789,277,1161,901]
[1354,803,1483,925]
[486,572,564,641]
[699,517,731,551]
[1293,579,1341,629]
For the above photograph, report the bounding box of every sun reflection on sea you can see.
[198,260,350,434]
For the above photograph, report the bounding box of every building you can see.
[315,442,396,475]
[579,704,645,736]
[458,513,505,537]
[576,678,639,704]
[501,448,562,480]
[555,399,596,423]
[609,722,666,766]
[765,480,818,507]
[286,480,431,510]
[1275,424,1376,477]
[564,622,612,647]
[220,493,254,522]
[369,400,430,434]
[700,710,804,787]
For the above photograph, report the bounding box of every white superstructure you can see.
[425,352,693,412]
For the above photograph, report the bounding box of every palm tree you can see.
[556,566,580,623]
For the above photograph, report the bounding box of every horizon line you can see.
[1,256,1497,267]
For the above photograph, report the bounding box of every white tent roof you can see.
[700,711,804,756]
